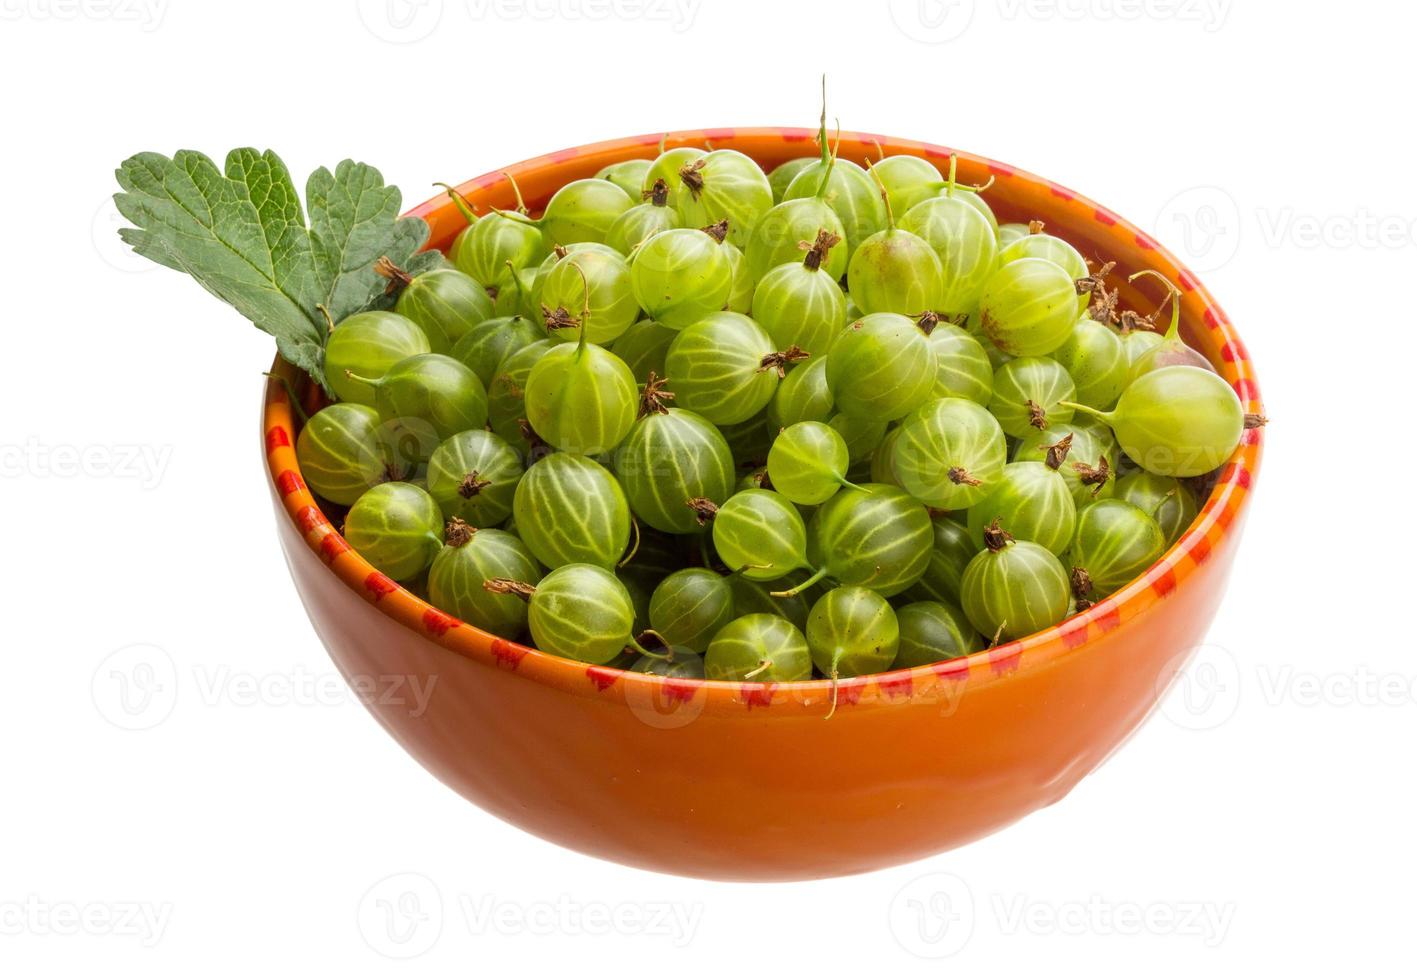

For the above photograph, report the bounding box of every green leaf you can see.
[113,148,432,391]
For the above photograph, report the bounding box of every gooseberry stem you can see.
[769,564,829,598]
[502,171,529,215]
[435,182,478,225]
[483,578,537,601]
[743,660,773,681]
[865,158,895,230]
[373,255,414,296]
[1057,401,1115,425]
[1128,269,1182,340]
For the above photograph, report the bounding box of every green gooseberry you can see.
[538,246,639,345]
[799,483,933,598]
[806,586,899,681]
[451,312,543,389]
[998,226,1090,312]
[606,178,680,255]
[427,521,541,639]
[609,318,678,383]
[767,157,817,203]
[425,429,524,528]
[899,189,998,316]
[324,311,430,406]
[1065,366,1245,478]
[596,158,653,199]
[959,522,1070,642]
[978,257,1078,357]
[965,460,1078,556]
[988,356,1077,438]
[905,515,976,604]
[711,489,808,582]
[296,403,389,506]
[766,421,860,506]
[523,330,637,455]
[343,482,443,581]
[828,412,889,464]
[1068,498,1167,596]
[351,353,489,444]
[486,339,559,452]
[673,149,773,248]
[727,570,814,632]
[923,320,994,405]
[751,230,848,356]
[704,614,812,682]
[1115,470,1200,547]
[648,568,736,654]
[1050,316,1129,410]
[539,178,634,246]
[381,260,495,354]
[893,397,1007,510]
[826,313,937,421]
[632,648,707,678]
[451,208,547,284]
[629,227,734,329]
[641,146,708,208]
[613,391,736,534]
[723,241,755,314]
[665,312,789,425]
[892,600,983,668]
[513,563,638,664]
[512,452,631,569]
[767,357,835,428]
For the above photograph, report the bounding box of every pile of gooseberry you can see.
[296,120,1261,700]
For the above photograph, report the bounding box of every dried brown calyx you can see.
[1070,566,1095,609]
[643,178,670,207]
[915,310,945,335]
[444,518,476,548]
[1027,399,1049,430]
[638,371,676,418]
[1076,260,1118,325]
[686,497,719,527]
[982,518,1015,552]
[380,461,411,484]
[759,345,810,377]
[700,219,729,244]
[1027,219,1045,235]
[1073,455,1111,494]
[541,303,581,334]
[552,244,570,260]
[517,419,550,456]
[679,158,707,198]
[1244,413,1268,429]
[483,578,537,601]
[458,471,491,499]
[948,466,982,487]
[1043,432,1074,469]
[800,229,842,271]
[373,255,414,296]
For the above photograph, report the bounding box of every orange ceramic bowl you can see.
[263,128,1263,881]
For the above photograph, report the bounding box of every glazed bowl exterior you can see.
[263,128,1263,881]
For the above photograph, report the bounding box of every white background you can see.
[1,0,1411,974]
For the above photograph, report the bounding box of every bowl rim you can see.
[261,126,1264,715]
